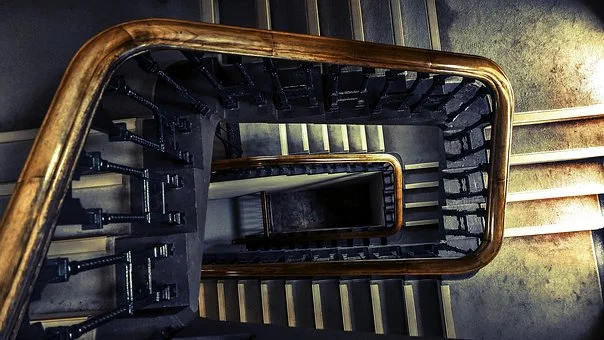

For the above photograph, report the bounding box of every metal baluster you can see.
[233,61,266,105]
[444,90,487,125]
[40,254,128,284]
[396,72,429,111]
[433,78,472,111]
[181,51,238,108]
[409,75,448,113]
[95,112,191,164]
[78,152,182,188]
[355,68,373,109]
[106,76,190,132]
[263,58,290,111]
[43,244,176,339]
[443,114,489,141]
[445,141,489,162]
[136,53,212,114]
[326,65,341,112]
[371,70,399,114]
[304,63,318,108]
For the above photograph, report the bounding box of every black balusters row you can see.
[442,164,488,200]
[180,51,238,109]
[56,150,186,229]
[264,58,290,111]
[37,244,176,340]
[136,53,212,114]
[106,77,193,164]
[326,64,341,112]
[355,67,373,109]
[78,152,182,188]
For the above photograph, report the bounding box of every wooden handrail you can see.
[0,19,513,336]
[212,153,404,243]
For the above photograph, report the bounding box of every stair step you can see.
[508,161,604,200]
[365,125,385,152]
[0,129,140,184]
[217,280,240,322]
[217,0,258,28]
[312,280,343,330]
[327,124,350,153]
[403,283,419,336]
[53,185,132,240]
[358,0,395,44]
[307,123,330,153]
[511,117,604,155]
[285,280,315,328]
[237,280,263,323]
[260,280,288,326]
[29,250,117,320]
[449,231,604,339]
[399,0,432,49]
[383,125,442,164]
[47,237,108,257]
[410,279,444,337]
[199,280,219,319]
[440,285,456,339]
[317,0,353,39]
[339,279,374,332]
[504,195,604,237]
[512,104,604,126]
[509,147,604,166]
[239,123,283,157]
[285,123,310,154]
[269,0,309,34]
[370,279,407,335]
[347,125,368,153]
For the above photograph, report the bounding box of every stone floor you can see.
[450,231,604,340]
[437,0,604,112]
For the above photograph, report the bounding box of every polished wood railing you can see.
[0,19,513,336]
[212,153,404,244]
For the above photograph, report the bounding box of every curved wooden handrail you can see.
[212,153,404,242]
[0,19,513,336]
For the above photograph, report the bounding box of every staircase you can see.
[198,2,453,337]
[0,1,602,340]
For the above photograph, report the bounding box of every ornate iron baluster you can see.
[442,164,488,199]
[181,51,238,108]
[396,72,429,111]
[371,70,399,114]
[136,53,212,114]
[355,68,373,109]
[232,60,266,106]
[303,62,318,108]
[409,75,448,113]
[78,152,182,188]
[107,76,190,132]
[41,244,177,340]
[326,64,341,112]
[444,88,488,125]
[263,58,290,111]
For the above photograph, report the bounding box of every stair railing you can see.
[0,19,513,338]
